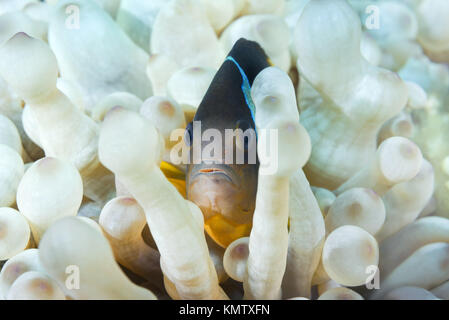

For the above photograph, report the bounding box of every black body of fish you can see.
[185,38,270,245]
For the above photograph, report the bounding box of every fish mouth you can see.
[199,168,226,173]
[189,164,240,186]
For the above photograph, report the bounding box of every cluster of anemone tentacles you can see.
[0,0,447,300]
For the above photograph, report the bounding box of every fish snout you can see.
[189,164,240,186]
[187,172,251,224]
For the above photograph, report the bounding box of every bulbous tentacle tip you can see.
[103,105,126,121]
[9,31,31,41]
[99,108,162,176]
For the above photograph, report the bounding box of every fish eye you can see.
[235,120,255,151]
[184,121,193,147]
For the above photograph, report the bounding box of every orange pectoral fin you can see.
[160,161,186,198]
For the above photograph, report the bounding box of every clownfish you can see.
[185,38,270,248]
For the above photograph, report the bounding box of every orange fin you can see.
[160,161,186,198]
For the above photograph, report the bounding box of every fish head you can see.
[185,118,259,226]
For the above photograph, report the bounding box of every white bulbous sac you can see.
[16,157,83,243]
[242,0,285,15]
[166,66,216,115]
[0,0,38,16]
[0,114,23,156]
[56,78,86,114]
[322,225,379,287]
[0,249,44,299]
[416,0,449,55]
[0,145,24,207]
[325,187,386,236]
[282,170,325,299]
[0,76,22,120]
[22,1,52,27]
[7,271,66,300]
[93,0,121,18]
[365,1,421,71]
[151,0,225,70]
[0,11,47,47]
[146,54,180,97]
[99,107,162,176]
[91,91,143,122]
[0,208,30,261]
[220,14,291,71]
[334,137,423,197]
[116,0,167,52]
[99,196,163,291]
[377,111,415,145]
[370,242,449,300]
[198,0,235,34]
[223,237,249,282]
[376,159,435,242]
[0,33,58,103]
[360,32,382,67]
[318,287,364,300]
[99,108,226,300]
[38,217,157,300]
[317,279,341,297]
[48,0,153,114]
[311,186,336,216]
[0,76,44,161]
[365,1,418,42]
[0,32,116,203]
[398,55,449,218]
[243,66,316,300]
[140,95,186,161]
[21,105,42,149]
[379,216,449,280]
[293,0,409,189]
